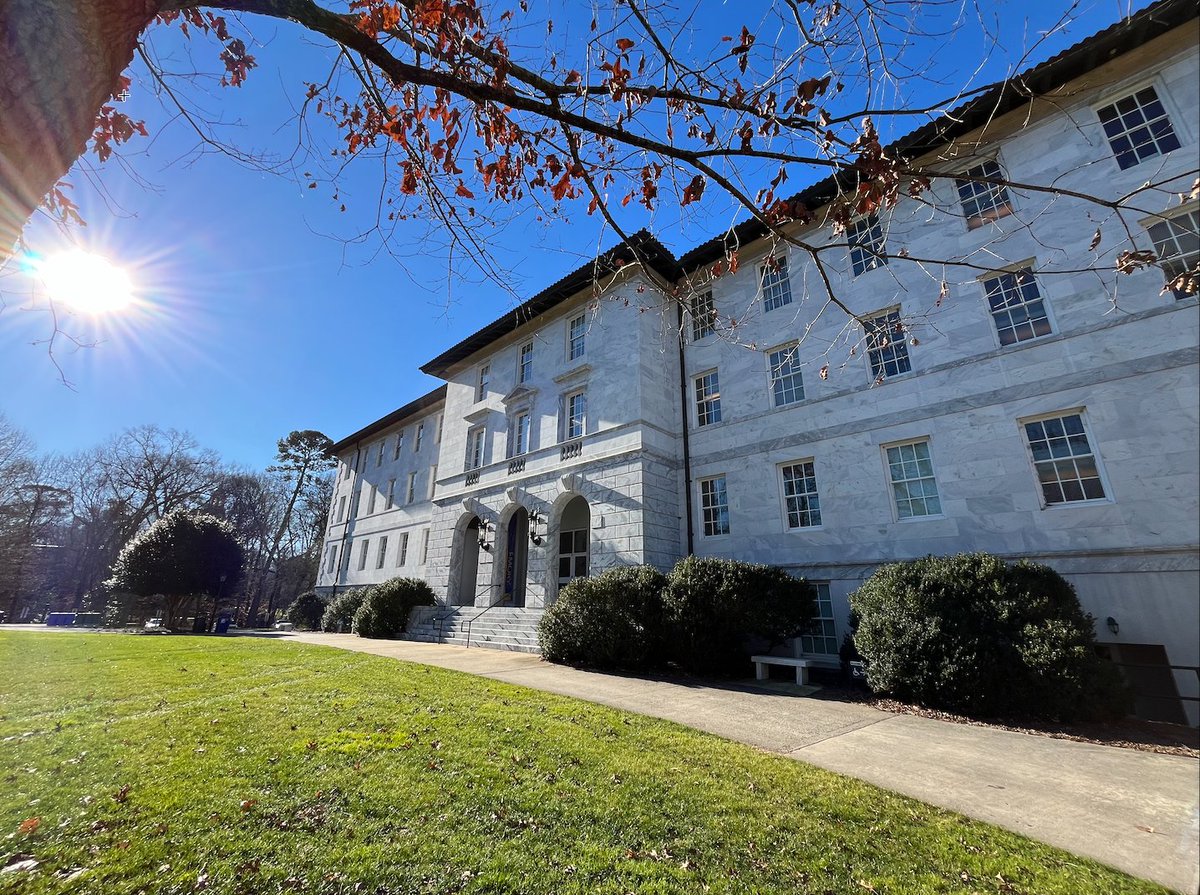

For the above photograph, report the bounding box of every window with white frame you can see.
[510,410,532,456]
[342,460,351,480]
[518,342,534,383]
[435,415,443,444]
[694,370,722,426]
[376,441,385,466]
[568,314,587,360]
[326,545,338,574]
[357,539,369,571]
[847,214,887,276]
[393,430,404,460]
[982,268,1053,345]
[365,483,376,515]
[865,308,911,380]
[1097,86,1180,170]
[376,536,388,569]
[466,427,486,470]
[885,440,942,519]
[428,465,437,499]
[565,391,586,440]
[337,495,347,522]
[690,291,715,341]
[406,472,416,504]
[761,256,793,311]
[476,364,490,402]
[800,583,838,655]
[780,460,822,528]
[397,532,409,567]
[420,529,430,564]
[1022,412,1107,505]
[1146,209,1199,298]
[386,478,396,509]
[699,475,730,536]
[768,344,805,407]
[415,422,424,452]
[956,160,1013,230]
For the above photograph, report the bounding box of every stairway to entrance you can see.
[404,606,543,653]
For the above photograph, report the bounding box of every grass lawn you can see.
[0,633,1171,895]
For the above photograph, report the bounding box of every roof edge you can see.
[330,384,448,454]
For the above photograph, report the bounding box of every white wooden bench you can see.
[751,655,811,685]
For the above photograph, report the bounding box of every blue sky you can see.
[0,1,1148,470]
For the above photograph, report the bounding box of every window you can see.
[956,160,1013,229]
[847,214,887,276]
[983,268,1053,345]
[557,530,589,583]
[511,411,532,456]
[337,495,347,522]
[435,415,443,444]
[476,364,490,401]
[357,540,369,571]
[397,532,409,567]
[376,441,384,466]
[406,472,416,504]
[1022,412,1107,505]
[568,314,586,360]
[365,483,376,515]
[342,460,351,480]
[800,583,838,656]
[780,460,822,528]
[420,529,430,564]
[865,308,911,380]
[326,545,338,574]
[886,440,942,519]
[415,422,424,453]
[1146,209,1199,298]
[699,476,730,536]
[690,291,715,341]
[386,478,396,509]
[565,391,586,440]
[761,256,793,311]
[428,465,437,499]
[518,342,534,383]
[769,345,805,407]
[694,371,722,426]
[393,430,404,461]
[1097,86,1180,170]
[466,427,486,470]
[376,536,388,569]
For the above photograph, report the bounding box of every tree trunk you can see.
[0,0,160,262]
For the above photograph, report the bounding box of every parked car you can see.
[143,618,167,633]
[273,621,294,632]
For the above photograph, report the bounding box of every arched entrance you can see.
[557,495,590,592]
[502,507,529,607]
[457,516,482,606]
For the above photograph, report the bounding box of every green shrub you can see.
[321,588,365,633]
[352,577,436,639]
[662,557,816,676]
[538,565,669,670]
[850,553,1128,721]
[284,591,326,631]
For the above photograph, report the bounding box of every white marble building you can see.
[317,2,1198,723]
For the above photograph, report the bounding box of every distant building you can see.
[318,0,1199,725]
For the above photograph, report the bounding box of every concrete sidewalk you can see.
[285,632,1199,894]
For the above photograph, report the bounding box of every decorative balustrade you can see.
[464,471,480,486]
[507,457,526,475]
[560,438,583,461]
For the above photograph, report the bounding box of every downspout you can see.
[676,301,695,556]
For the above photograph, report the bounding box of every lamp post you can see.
[211,573,228,632]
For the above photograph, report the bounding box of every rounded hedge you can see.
[284,590,326,630]
[352,577,436,639]
[849,553,1128,721]
[321,588,365,633]
[538,565,668,670]
[662,556,816,677]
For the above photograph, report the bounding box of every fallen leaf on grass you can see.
[18,817,40,836]
[240,799,258,812]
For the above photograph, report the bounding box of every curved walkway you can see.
[286,632,1199,894]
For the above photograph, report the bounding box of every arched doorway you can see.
[557,496,590,592]
[503,507,529,607]
[457,516,482,606]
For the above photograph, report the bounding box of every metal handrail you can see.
[463,586,516,648]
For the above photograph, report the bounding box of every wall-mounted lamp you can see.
[529,510,544,546]
[1105,616,1119,636]
[477,521,494,552]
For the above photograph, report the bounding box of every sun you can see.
[35,249,135,314]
